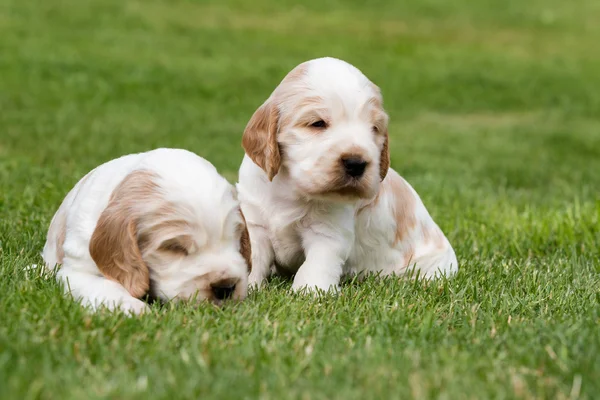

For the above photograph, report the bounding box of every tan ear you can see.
[379,129,390,181]
[238,209,252,272]
[89,171,157,299]
[242,98,281,181]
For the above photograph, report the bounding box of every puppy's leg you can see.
[292,207,354,293]
[57,266,149,315]
[247,225,275,288]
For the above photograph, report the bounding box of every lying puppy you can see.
[43,148,251,314]
[237,57,457,292]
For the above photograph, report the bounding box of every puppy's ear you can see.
[238,209,252,272]
[242,97,281,181]
[368,82,390,182]
[379,128,390,181]
[89,171,157,298]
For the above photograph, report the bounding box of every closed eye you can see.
[310,120,328,129]
[158,237,190,256]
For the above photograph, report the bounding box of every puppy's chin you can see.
[301,174,379,203]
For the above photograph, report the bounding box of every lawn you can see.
[1,0,600,398]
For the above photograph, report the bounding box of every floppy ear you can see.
[242,97,281,181]
[90,204,149,298]
[89,171,157,299]
[368,83,390,182]
[379,128,390,181]
[238,209,252,272]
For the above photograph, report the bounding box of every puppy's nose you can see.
[341,156,368,178]
[210,279,238,300]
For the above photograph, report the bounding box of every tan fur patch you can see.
[284,62,309,83]
[366,83,390,182]
[388,172,417,245]
[403,250,416,269]
[296,95,324,111]
[138,218,191,251]
[242,63,309,180]
[242,98,281,181]
[379,130,390,182]
[422,225,447,251]
[284,96,328,129]
[155,234,194,255]
[435,230,447,250]
[239,209,252,272]
[89,170,160,298]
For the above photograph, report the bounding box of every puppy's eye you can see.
[310,120,327,129]
[372,126,379,134]
[158,239,189,256]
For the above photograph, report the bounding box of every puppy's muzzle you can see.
[210,278,239,300]
[341,156,368,178]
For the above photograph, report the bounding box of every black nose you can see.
[341,156,368,178]
[211,282,236,300]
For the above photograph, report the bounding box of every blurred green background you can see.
[1,0,599,398]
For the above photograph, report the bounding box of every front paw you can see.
[113,298,150,315]
[248,271,266,289]
[291,277,340,294]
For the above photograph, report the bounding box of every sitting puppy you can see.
[237,57,457,292]
[43,148,251,314]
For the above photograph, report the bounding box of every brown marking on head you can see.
[138,217,192,254]
[238,209,252,272]
[284,62,309,82]
[89,170,161,298]
[242,63,309,181]
[283,95,328,129]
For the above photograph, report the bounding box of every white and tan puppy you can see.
[237,57,457,292]
[43,148,251,314]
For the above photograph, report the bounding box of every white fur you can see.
[237,57,458,292]
[43,148,249,314]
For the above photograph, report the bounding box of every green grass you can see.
[1,0,600,398]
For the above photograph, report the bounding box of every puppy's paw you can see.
[291,279,340,295]
[115,298,150,316]
[248,271,266,289]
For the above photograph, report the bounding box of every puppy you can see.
[43,148,251,314]
[237,57,457,292]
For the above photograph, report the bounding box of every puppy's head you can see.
[89,169,251,306]
[242,57,389,201]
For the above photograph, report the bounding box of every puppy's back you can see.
[42,149,231,270]
[42,152,146,269]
